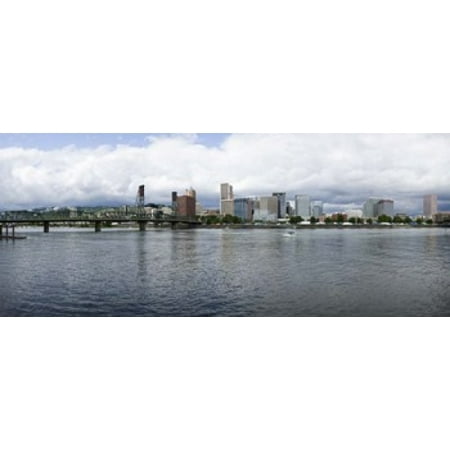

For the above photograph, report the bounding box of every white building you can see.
[220,183,234,216]
[253,196,278,222]
[310,200,323,218]
[295,194,311,218]
[423,194,438,218]
[345,209,363,218]
[363,198,382,218]
[272,192,287,218]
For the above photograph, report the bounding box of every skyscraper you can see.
[310,200,324,218]
[272,193,286,219]
[234,198,254,222]
[176,192,196,217]
[186,187,196,203]
[220,183,233,201]
[376,199,394,217]
[363,198,382,218]
[423,194,438,218]
[172,187,197,217]
[253,196,278,222]
[295,194,311,218]
[220,183,234,216]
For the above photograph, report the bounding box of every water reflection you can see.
[1,227,449,316]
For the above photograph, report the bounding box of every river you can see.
[0,227,449,316]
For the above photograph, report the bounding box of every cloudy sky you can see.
[0,133,449,214]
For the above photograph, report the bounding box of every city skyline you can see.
[1,133,449,214]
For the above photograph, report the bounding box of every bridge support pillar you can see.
[138,221,147,232]
[43,221,50,233]
[95,221,102,232]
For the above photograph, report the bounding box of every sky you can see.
[0,133,449,214]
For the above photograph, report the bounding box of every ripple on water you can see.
[0,227,449,316]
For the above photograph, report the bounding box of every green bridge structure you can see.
[0,215,201,235]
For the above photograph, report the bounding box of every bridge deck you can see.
[0,216,200,225]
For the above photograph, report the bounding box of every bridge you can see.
[0,215,201,235]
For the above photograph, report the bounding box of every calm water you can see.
[0,227,449,316]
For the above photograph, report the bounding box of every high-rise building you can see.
[423,194,438,218]
[295,194,311,218]
[175,187,197,217]
[253,196,278,222]
[220,183,233,200]
[221,200,234,216]
[171,191,178,214]
[376,199,394,217]
[176,195,196,217]
[234,198,254,222]
[363,198,382,218]
[272,193,286,219]
[220,183,234,216]
[186,187,196,203]
[286,201,294,217]
[310,200,324,218]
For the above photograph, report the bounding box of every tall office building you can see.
[253,196,278,222]
[423,194,438,218]
[363,198,382,218]
[310,200,324,218]
[272,193,286,219]
[220,183,233,201]
[220,183,234,216]
[286,201,294,217]
[176,194,196,217]
[234,198,254,222]
[186,187,196,203]
[172,187,197,217]
[295,194,311,218]
[171,191,178,214]
[376,199,394,217]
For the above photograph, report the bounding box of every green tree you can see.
[366,218,373,225]
[357,217,364,224]
[325,217,333,224]
[404,216,412,224]
[348,217,357,224]
[378,215,392,223]
[393,215,404,224]
[310,216,317,224]
[206,215,220,225]
[289,216,303,225]
[336,214,345,223]
[426,219,433,225]
[416,217,423,225]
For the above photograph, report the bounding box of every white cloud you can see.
[0,134,449,213]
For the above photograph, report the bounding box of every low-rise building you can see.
[433,212,450,224]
